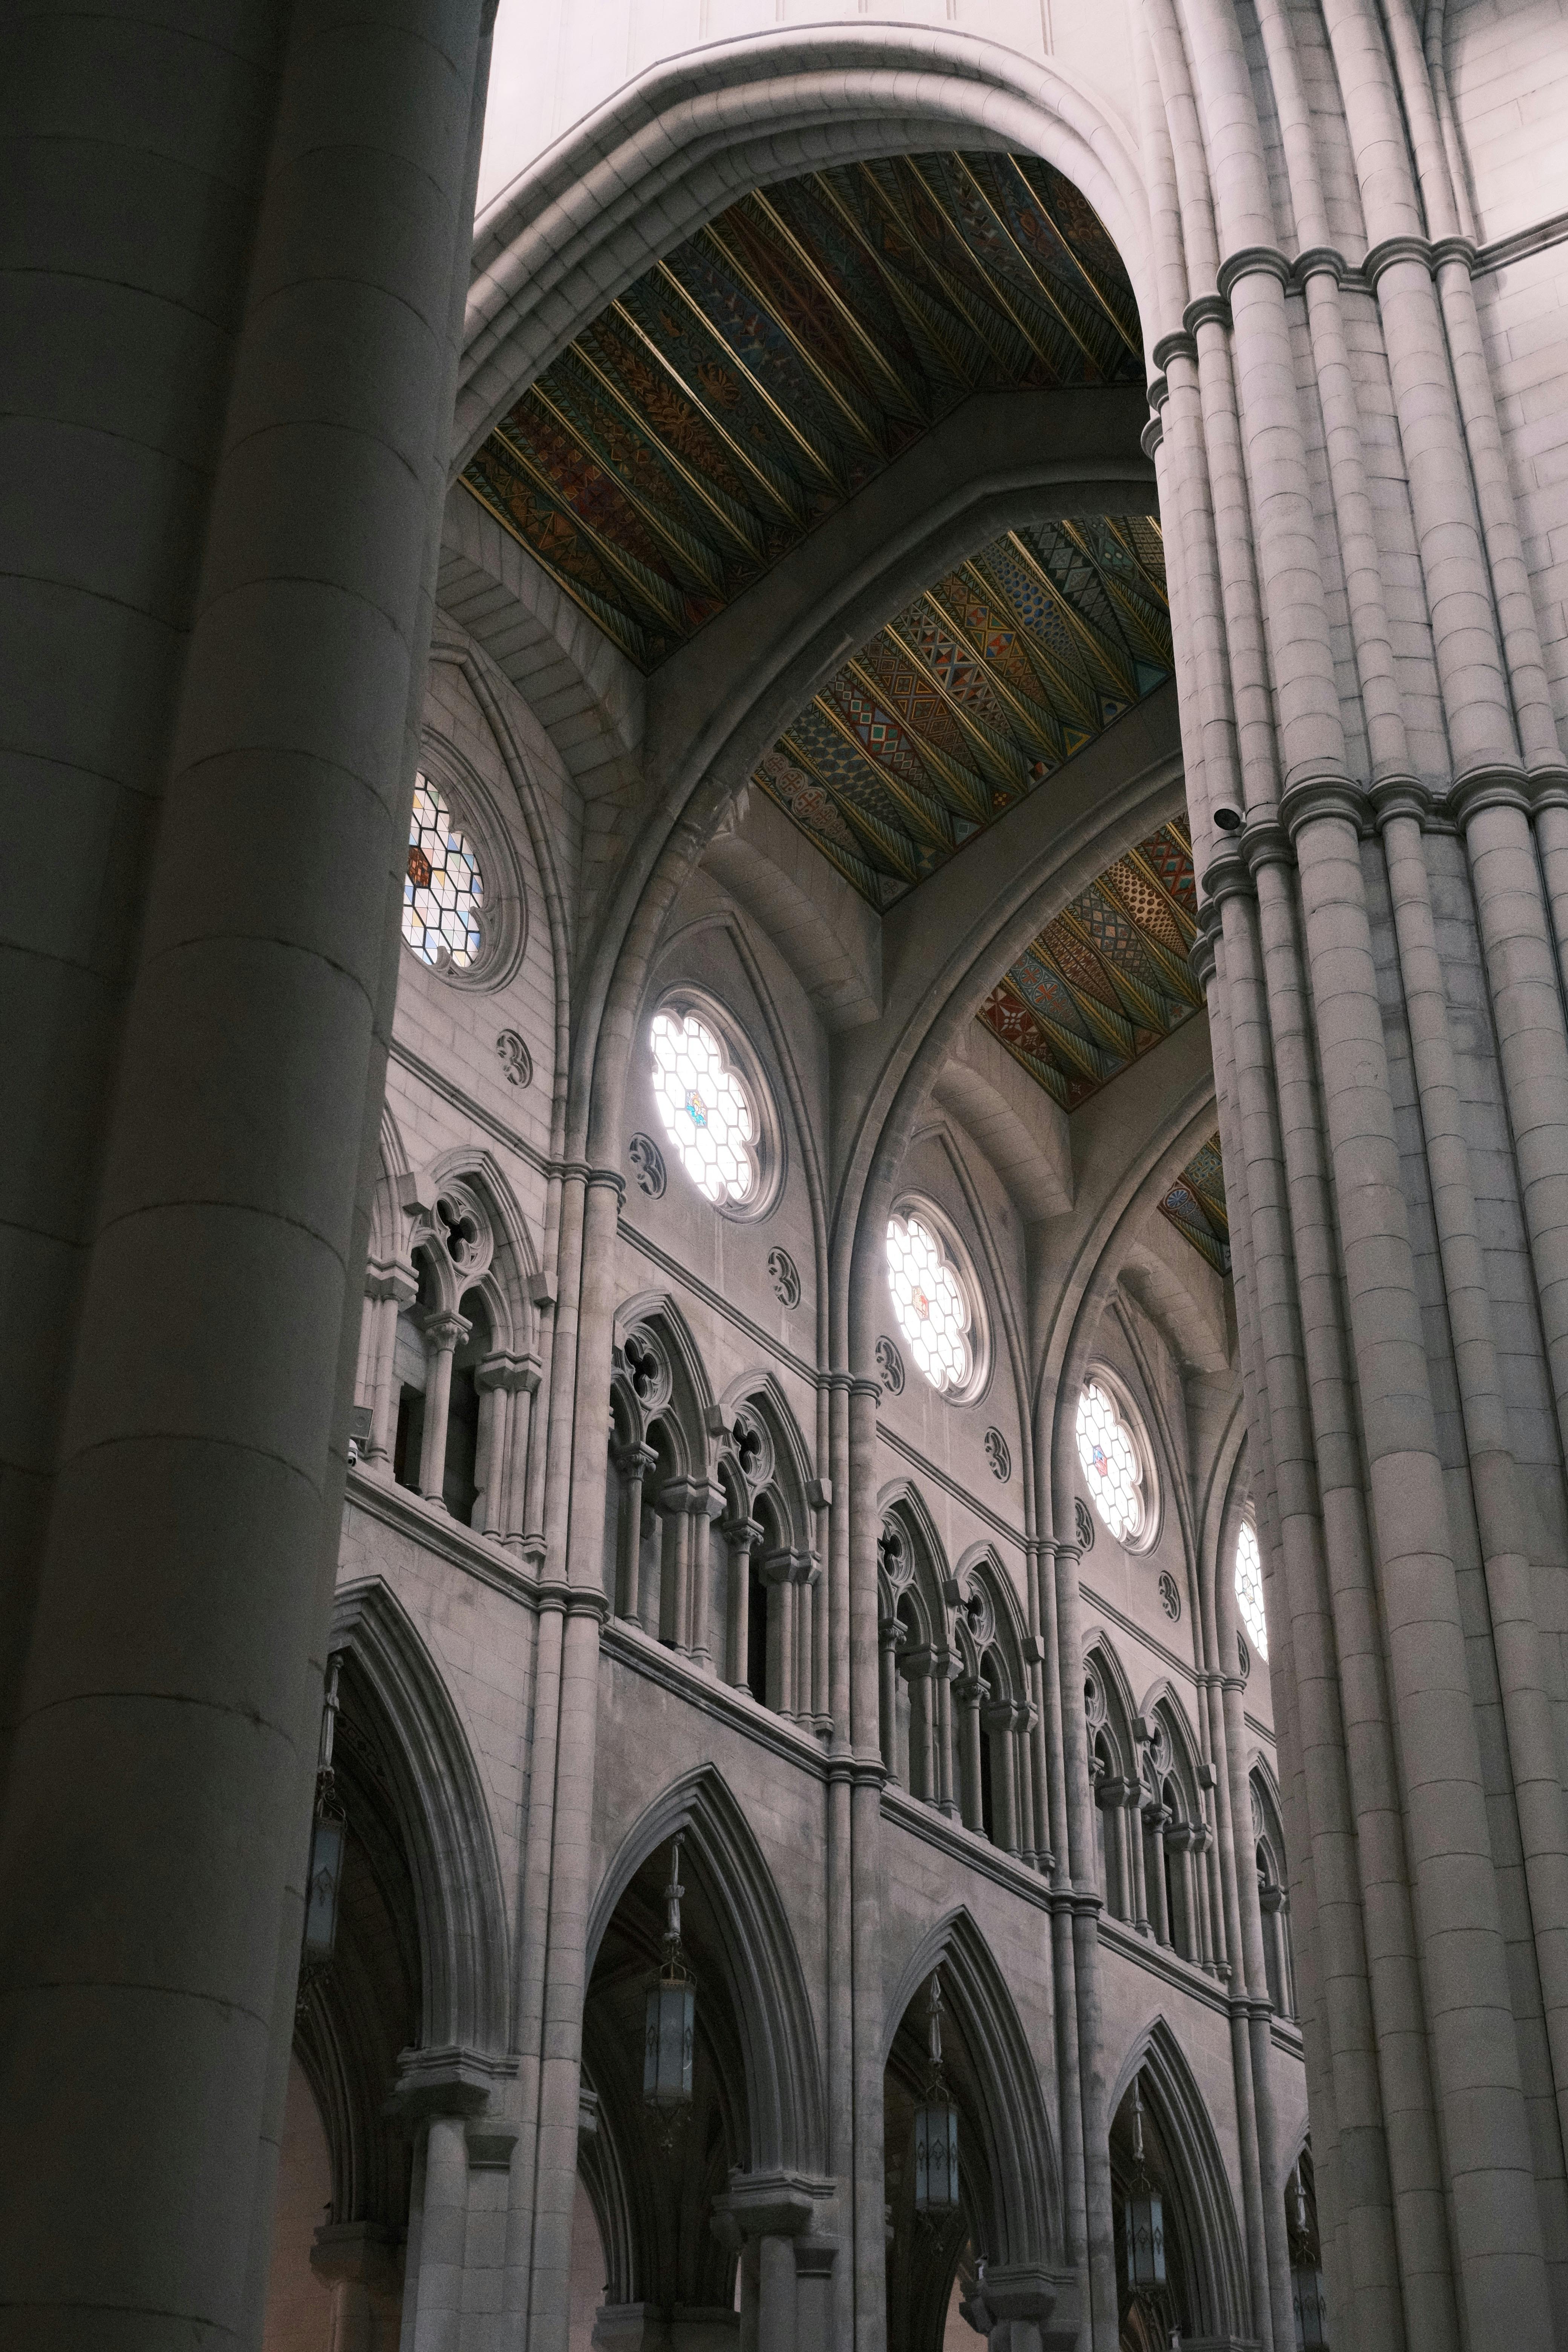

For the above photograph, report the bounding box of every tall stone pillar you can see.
[0,6,491,2344]
[1142,0,1568,2331]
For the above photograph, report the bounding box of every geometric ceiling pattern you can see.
[754,514,1171,908]
[978,816,1201,1110]
[461,151,1144,670]
[1158,1132,1231,1274]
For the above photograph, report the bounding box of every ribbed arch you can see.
[883,1906,1065,2269]
[1106,2016,1251,2341]
[328,1576,511,2056]
[583,1762,827,2174]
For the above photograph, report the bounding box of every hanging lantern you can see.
[1123,2073,1167,2291]
[1288,2164,1329,2349]
[914,1971,961,2212]
[299,1656,347,1992]
[643,1837,696,2133]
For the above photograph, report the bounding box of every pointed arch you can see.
[883,1906,1065,2269]
[329,1576,511,2056]
[1106,2015,1251,2341]
[583,1763,827,2175]
[612,1289,718,1472]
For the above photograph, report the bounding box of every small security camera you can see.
[1213,805,1242,833]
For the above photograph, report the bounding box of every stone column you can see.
[686,1483,722,1674]
[905,1650,936,1805]
[0,6,491,2342]
[417,1309,469,1504]
[724,1516,764,1688]
[407,2115,469,2352]
[1124,1784,1152,1935]
[657,1479,694,1654]
[611,1444,655,1622]
[1145,1803,1173,1947]
[711,2174,825,2352]
[793,1560,817,1723]
[760,1549,796,1716]
[364,1263,417,1468]
[956,1675,987,1830]
[983,1698,1020,1856]
[1014,1701,1038,1860]
[879,1617,907,1782]
[487,1351,541,1550]
[311,2223,395,2352]
[933,1652,959,1819]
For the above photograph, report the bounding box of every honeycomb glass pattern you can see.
[1076,1381,1145,1544]
[1235,1519,1268,1661]
[403,778,484,969]
[886,1213,972,1395]
[649,1012,758,1205]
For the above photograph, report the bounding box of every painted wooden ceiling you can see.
[461,150,1144,670]
[976,815,1200,1111]
[756,514,1171,908]
[1159,1134,1231,1275]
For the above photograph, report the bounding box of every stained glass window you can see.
[1235,1518,1268,1661]
[649,1010,758,1205]
[403,776,484,969]
[1077,1381,1145,1544]
[887,1212,973,1395]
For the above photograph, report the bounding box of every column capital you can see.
[418,1307,470,1354]
[1366,773,1433,830]
[1217,243,1292,298]
[365,1258,418,1307]
[721,1513,765,1554]
[476,1348,541,1395]
[1280,769,1369,840]
[1447,761,1533,830]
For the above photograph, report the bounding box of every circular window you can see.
[1234,1516,1268,1661]
[404,775,484,969]
[1076,1375,1155,1549]
[885,1204,987,1401]
[648,999,780,1216]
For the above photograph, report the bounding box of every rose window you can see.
[1076,1381,1146,1544]
[649,1011,758,1204]
[1235,1518,1268,1661]
[886,1212,972,1394]
[403,776,484,969]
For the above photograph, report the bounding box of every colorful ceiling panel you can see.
[1158,1134,1231,1275]
[462,151,1145,670]
[755,515,1173,909]
[977,816,1200,1111]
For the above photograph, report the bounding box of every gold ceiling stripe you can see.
[487,420,690,630]
[961,553,1102,731]
[1057,521,1174,666]
[949,155,1104,374]
[1003,530,1138,699]
[550,348,769,567]
[1004,157,1143,359]
[901,159,1062,374]
[746,186,918,411]
[840,652,993,825]
[1051,910,1162,1038]
[652,258,843,491]
[812,688,961,850]
[700,218,886,456]
[1124,839,1197,946]
[853,163,1026,381]
[457,476,651,667]
[772,732,923,885]
[520,383,727,597]
[605,299,805,526]
[1099,515,1171,611]
[807,170,984,393]
[918,583,1068,753]
[876,621,1028,804]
